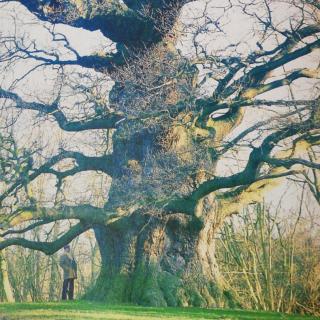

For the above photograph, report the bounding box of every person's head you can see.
[63,245,70,252]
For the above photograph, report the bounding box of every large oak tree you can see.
[0,0,319,307]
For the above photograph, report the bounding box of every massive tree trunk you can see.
[86,210,236,307]
[81,114,240,307]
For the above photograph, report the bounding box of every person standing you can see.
[59,244,77,300]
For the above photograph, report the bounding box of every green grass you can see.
[0,301,318,320]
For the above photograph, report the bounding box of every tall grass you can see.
[217,203,320,315]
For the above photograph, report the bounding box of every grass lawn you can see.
[0,301,319,320]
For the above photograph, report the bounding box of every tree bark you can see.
[0,250,14,302]
[85,210,237,307]
[79,118,241,307]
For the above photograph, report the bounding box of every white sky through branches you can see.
[0,0,319,221]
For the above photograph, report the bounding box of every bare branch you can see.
[0,88,126,130]
[0,222,90,255]
[0,150,115,204]
[165,118,319,214]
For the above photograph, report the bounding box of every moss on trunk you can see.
[84,211,239,308]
